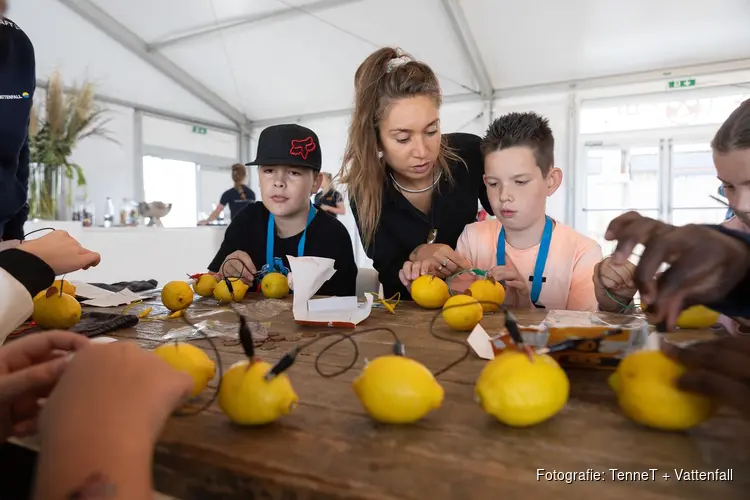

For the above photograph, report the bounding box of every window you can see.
[670,143,727,226]
[142,156,198,227]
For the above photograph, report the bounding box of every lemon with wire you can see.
[219,360,298,425]
[468,278,505,312]
[609,349,715,431]
[352,355,444,424]
[153,342,216,398]
[410,275,450,309]
[442,293,483,331]
[476,350,569,427]
[213,278,249,303]
[32,287,82,330]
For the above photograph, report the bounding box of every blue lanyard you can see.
[266,202,317,268]
[496,216,553,305]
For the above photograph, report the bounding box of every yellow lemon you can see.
[261,272,290,299]
[476,350,569,427]
[610,350,714,431]
[32,287,82,329]
[352,355,444,424]
[161,281,194,312]
[675,306,720,329]
[410,275,450,309]
[468,278,505,313]
[218,360,298,425]
[192,274,218,298]
[442,294,483,331]
[642,303,719,330]
[213,278,249,303]
[153,342,216,398]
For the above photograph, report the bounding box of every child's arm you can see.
[566,245,604,312]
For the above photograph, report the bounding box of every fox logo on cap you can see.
[290,137,316,161]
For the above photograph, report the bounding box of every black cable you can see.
[265,327,403,381]
[219,256,260,295]
[170,309,224,417]
[22,227,56,239]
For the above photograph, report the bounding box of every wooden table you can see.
[39,296,750,499]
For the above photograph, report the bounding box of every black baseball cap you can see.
[246,124,322,171]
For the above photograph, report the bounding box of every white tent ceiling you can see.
[11,0,750,131]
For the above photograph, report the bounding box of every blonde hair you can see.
[338,47,459,248]
[231,163,247,184]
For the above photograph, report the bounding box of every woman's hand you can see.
[219,251,257,284]
[487,258,533,309]
[39,342,193,444]
[593,258,637,312]
[399,260,434,289]
[0,331,91,440]
[409,244,472,278]
[20,231,101,274]
[663,337,750,419]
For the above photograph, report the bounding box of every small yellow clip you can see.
[377,293,400,314]
[138,307,152,319]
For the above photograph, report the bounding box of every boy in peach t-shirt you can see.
[400,112,632,312]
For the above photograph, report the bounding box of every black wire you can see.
[300,327,401,378]
[22,227,57,239]
[170,310,224,417]
[220,256,260,282]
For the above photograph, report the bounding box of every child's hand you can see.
[487,258,533,309]
[399,260,433,289]
[663,337,750,419]
[220,251,257,284]
[593,258,637,312]
[40,342,193,444]
[0,331,91,441]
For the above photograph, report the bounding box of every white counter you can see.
[23,220,227,286]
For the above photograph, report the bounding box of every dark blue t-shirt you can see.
[220,185,256,220]
[0,18,35,239]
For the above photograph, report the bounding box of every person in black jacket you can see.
[338,47,492,300]
[0,1,35,241]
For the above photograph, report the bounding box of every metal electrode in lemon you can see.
[218,360,299,425]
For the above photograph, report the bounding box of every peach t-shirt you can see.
[453,218,602,311]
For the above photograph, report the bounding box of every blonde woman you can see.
[199,163,256,224]
[339,47,492,299]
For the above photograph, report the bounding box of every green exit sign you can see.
[668,78,696,89]
[192,125,207,135]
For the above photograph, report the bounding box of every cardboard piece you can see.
[72,281,145,307]
[466,309,650,369]
[288,256,374,328]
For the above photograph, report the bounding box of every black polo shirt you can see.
[351,132,492,299]
[220,185,256,220]
[208,201,357,297]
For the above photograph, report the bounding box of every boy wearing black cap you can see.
[208,124,357,296]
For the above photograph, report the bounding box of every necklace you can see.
[389,171,441,193]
